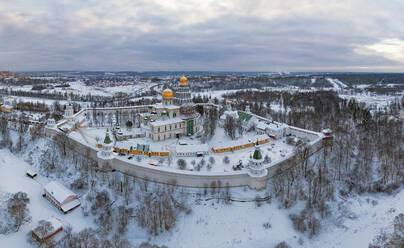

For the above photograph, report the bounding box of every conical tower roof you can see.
[252,148,262,160]
[252,139,262,160]
[104,129,112,144]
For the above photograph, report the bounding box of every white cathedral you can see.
[140,76,200,142]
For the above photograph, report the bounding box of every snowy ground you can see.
[339,93,403,110]
[306,190,404,248]
[150,199,304,248]
[0,149,94,247]
[0,81,156,98]
[10,95,72,106]
[63,81,156,97]
[124,183,404,248]
[193,89,248,99]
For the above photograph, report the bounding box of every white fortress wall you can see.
[109,157,252,188]
[58,124,324,190]
[287,126,322,141]
[45,104,329,190]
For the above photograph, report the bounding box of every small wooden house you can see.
[31,218,63,242]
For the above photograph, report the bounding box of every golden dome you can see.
[162,87,173,99]
[180,75,187,86]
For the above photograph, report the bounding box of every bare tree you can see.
[177,159,187,170]
[7,192,31,232]
[135,186,190,235]
[223,156,230,164]
[224,115,236,139]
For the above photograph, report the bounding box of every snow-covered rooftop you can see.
[44,181,77,204]
[153,104,180,110]
[256,120,286,131]
[212,134,269,150]
[32,217,63,240]
[61,199,80,213]
[176,144,210,153]
[151,117,184,126]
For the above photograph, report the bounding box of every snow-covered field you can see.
[340,93,402,110]
[0,149,93,247]
[0,81,156,98]
[307,191,404,248]
[153,199,303,248]
[64,81,155,97]
[193,89,248,99]
[148,188,404,248]
[9,95,72,106]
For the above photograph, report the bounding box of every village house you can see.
[43,181,80,213]
[31,217,63,242]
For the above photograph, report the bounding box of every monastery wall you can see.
[265,136,324,178]
[45,127,99,161]
[288,126,321,141]
[45,109,329,191]
[96,135,324,190]
[102,157,254,189]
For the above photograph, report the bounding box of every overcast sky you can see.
[0,0,403,72]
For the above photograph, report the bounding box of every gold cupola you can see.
[180,75,187,86]
[162,86,173,99]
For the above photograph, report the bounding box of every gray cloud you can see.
[0,0,403,71]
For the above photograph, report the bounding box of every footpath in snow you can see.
[326,78,348,90]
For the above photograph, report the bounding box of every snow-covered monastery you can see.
[140,76,200,141]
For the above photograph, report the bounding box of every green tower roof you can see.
[104,130,112,144]
[252,148,262,160]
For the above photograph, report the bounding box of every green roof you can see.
[252,148,262,160]
[238,111,252,121]
[104,132,112,144]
